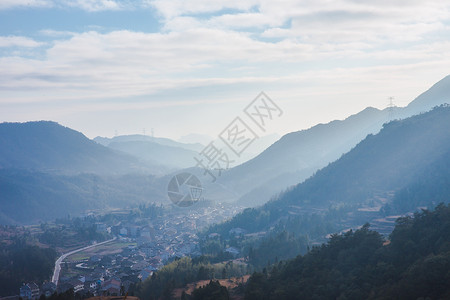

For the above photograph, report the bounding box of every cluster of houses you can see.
[19,283,40,300]
[57,205,244,295]
[54,242,163,297]
[19,276,124,300]
[19,282,57,300]
[58,275,125,297]
[18,202,245,299]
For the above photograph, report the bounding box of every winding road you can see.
[52,237,116,285]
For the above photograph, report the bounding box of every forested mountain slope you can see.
[209,105,450,236]
[0,121,153,174]
[245,203,450,300]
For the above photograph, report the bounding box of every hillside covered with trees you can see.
[0,236,57,296]
[245,203,450,300]
[208,105,450,239]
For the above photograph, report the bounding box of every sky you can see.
[1,0,450,141]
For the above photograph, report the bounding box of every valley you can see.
[0,77,449,299]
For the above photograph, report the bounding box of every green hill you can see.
[245,203,450,300]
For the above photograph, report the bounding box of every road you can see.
[51,237,116,285]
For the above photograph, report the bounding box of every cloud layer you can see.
[1,0,450,138]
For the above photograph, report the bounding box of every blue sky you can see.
[1,0,450,141]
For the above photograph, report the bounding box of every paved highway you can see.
[52,237,116,285]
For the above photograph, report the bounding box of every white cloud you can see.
[64,0,120,12]
[151,0,450,45]
[39,29,77,37]
[151,0,259,19]
[1,24,449,104]
[1,1,449,97]
[0,0,51,9]
[1,0,450,139]
[0,0,147,11]
[207,12,283,29]
[0,36,43,48]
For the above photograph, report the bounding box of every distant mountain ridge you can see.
[278,105,450,209]
[209,105,450,236]
[94,134,206,170]
[0,122,171,224]
[212,107,389,206]
[95,133,281,170]
[215,75,450,206]
[0,76,449,225]
[94,134,204,152]
[404,74,450,115]
[0,170,165,224]
[0,121,156,175]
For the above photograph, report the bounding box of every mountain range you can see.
[0,122,169,224]
[214,75,450,206]
[0,121,150,175]
[207,105,450,238]
[94,134,203,171]
[0,76,449,224]
[0,170,165,224]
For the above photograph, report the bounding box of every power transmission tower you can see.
[387,96,395,121]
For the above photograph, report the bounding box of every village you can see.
[18,201,244,299]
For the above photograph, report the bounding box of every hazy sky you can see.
[1,0,450,141]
